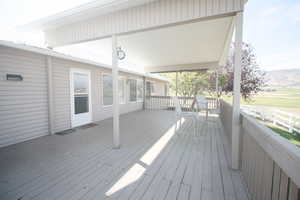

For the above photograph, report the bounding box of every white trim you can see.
[70,68,92,128]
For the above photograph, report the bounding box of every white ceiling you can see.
[55,16,234,72]
[119,16,234,70]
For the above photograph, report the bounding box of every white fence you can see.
[242,105,300,133]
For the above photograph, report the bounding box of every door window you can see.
[74,72,89,114]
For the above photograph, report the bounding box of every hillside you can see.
[265,69,300,88]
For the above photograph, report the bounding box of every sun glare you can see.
[140,118,185,165]
[105,118,184,196]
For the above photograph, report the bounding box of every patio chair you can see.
[196,95,209,120]
[173,97,198,137]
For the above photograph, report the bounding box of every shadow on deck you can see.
[0,110,249,200]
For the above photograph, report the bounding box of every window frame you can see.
[146,81,155,96]
[128,78,138,103]
[137,79,144,102]
[102,73,127,107]
[119,76,126,104]
[102,73,113,107]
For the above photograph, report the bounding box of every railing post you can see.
[231,11,243,170]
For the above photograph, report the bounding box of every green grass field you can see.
[261,121,300,147]
[223,88,300,115]
[222,88,300,146]
[241,88,300,115]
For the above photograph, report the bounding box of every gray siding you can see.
[52,58,72,133]
[0,45,164,147]
[51,58,145,132]
[0,46,49,147]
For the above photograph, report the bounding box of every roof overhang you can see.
[53,15,235,72]
[18,0,159,31]
[118,16,235,72]
[0,40,169,82]
[19,0,241,73]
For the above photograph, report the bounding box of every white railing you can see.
[145,96,219,111]
[219,100,300,199]
[242,105,300,133]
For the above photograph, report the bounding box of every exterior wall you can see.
[51,58,147,132]
[45,0,245,47]
[0,44,166,146]
[152,81,166,96]
[0,46,49,147]
[51,58,72,133]
[52,59,146,133]
[146,78,167,96]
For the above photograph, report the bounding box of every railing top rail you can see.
[147,95,217,99]
[241,113,300,187]
[273,109,300,119]
[220,99,231,106]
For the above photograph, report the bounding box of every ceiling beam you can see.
[219,16,235,67]
[144,62,218,73]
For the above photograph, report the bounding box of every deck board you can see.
[0,110,249,200]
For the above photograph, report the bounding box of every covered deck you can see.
[0,110,248,200]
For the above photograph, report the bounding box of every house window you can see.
[103,74,113,106]
[128,79,137,102]
[119,77,126,104]
[137,79,144,102]
[165,84,168,96]
[103,74,126,106]
[146,81,155,96]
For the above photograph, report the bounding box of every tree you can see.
[162,71,210,97]
[160,43,265,100]
[219,43,266,100]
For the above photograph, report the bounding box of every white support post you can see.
[215,69,219,98]
[231,11,243,170]
[175,71,178,96]
[112,35,120,149]
[46,56,54,135]
[143,76,146,109]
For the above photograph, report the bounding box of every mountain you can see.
[264,69,300,88]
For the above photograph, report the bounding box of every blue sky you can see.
[244,0,300,70]
[0,0,299,71]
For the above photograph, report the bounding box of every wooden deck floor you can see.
[0,110,249,200]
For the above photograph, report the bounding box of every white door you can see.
[70,69,92,127]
